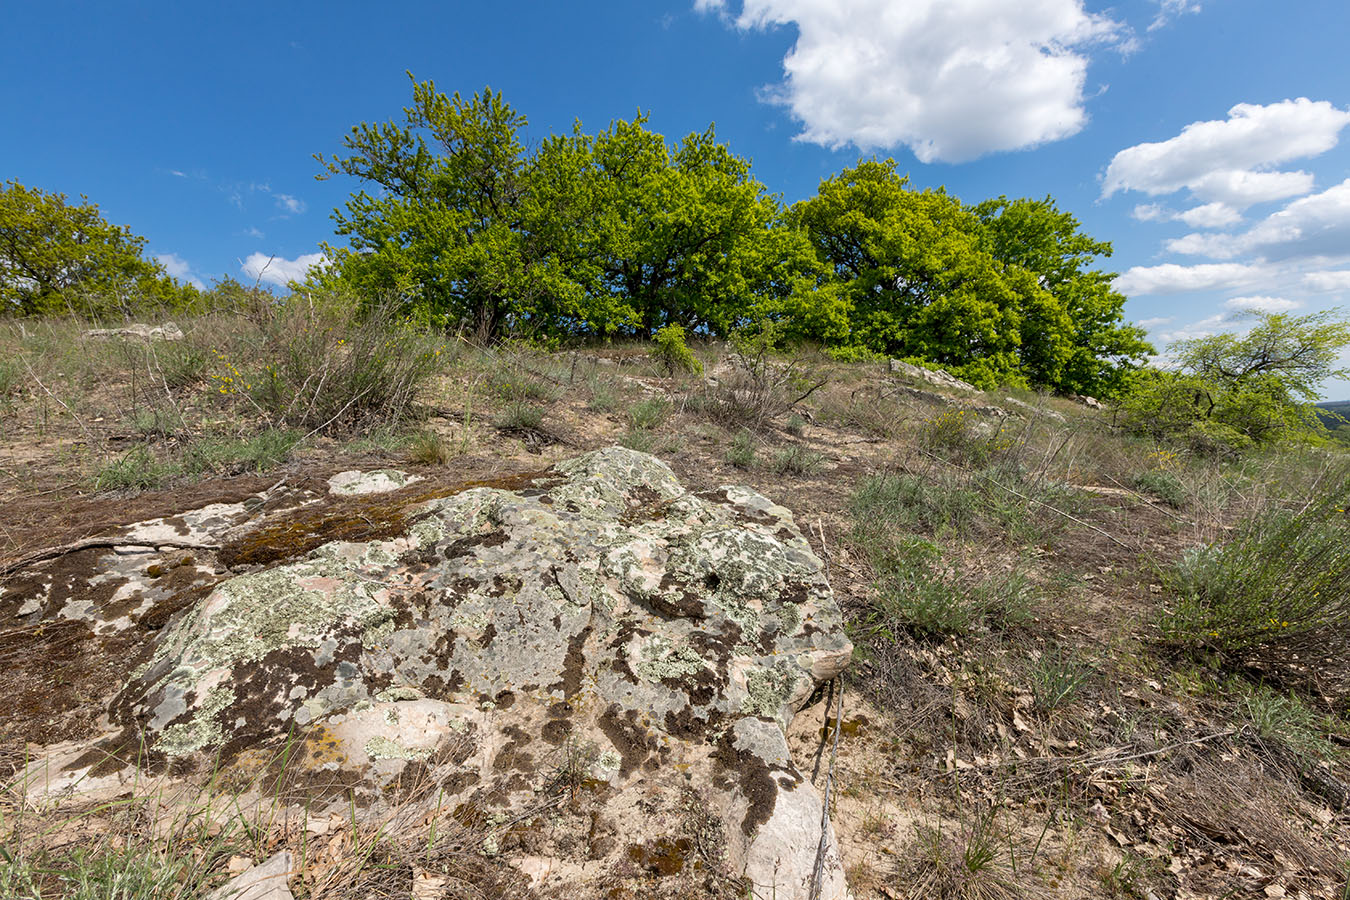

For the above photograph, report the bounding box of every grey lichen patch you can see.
[155,684,235,756]
[742,667,798,719]
[364,735,431,761]
[636,637,707,683]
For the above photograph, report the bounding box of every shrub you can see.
[1161,480,1350,659]
[725,429,756,469]
[651,324,703,376]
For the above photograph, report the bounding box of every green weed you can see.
[726,429,756,469]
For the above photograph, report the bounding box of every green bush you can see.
[94,445,174,492]
[1161,480,1350,656]
[725,428,756,468]
[651,324,702,376]
[1132,469,1187,508]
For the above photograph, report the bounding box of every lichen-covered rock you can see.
[37,448,852,900]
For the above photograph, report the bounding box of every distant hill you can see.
[1316,401,1350,443]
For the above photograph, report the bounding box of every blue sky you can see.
[6,1,1350,386]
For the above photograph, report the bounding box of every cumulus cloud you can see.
[275,194,306,215]
[1136,316,1174,329]
[1133,201,1241,229]
[155,253,205,289]
[697,0,1128,163]
[1115,262,1264,296]
[1223,295,1302,313]
[1305,270,1350,292]
[1102,99,1350,207]
[1164,179,1350,262]
[240,252,326,287]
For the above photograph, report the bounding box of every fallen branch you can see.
[0,537,221,578]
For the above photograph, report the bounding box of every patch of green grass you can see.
[851,530,1034,639]
[726,428,756,469]
[619,429,657,453]
[497,401,544,431]
[785,413,806,436]
[1238,682,1344,768]
[94,445,175,492]
[769,444,824,475]
[587,374,618,412]
[406,429,451,465]
[849,467,1081,543]
[128,405,184,438]
[626,397,670,431]
[1027,646,1093,713]
[181,429,299,477]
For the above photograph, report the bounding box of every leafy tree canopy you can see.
[792,160,1077,390]
[0,180,193,317]
[972,196,1152,397]
[314,75,816,341]
[1121,310,1350,451]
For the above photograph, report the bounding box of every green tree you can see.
[972,196,1152,397]
[315,77,588,340]
[316,78,821,341]
[793,160,1071,389]
[1121,310,1350,450]
[0,180,191,317]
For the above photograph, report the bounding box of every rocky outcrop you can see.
[19,448,852,900]
[889,359,979,393]
[84,321,185,341]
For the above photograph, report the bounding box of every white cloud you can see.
[170,169,187,178]
[1158,313,1230,343]
[244,226,265,239]
[1115,262,1264,296]
[275,194,306,215]
[1149,0,1203,32]
[1223,295,1302,313]
[1132,203,1168,222]
[698,0,1128,163]
[1133,201,1241,229]
[1137,316,1174,329]
[1176,202,1242,229]
[1102,99,1350,206]
[1305,270,1350,292]
[1164,179,1350,262]
[155,253,205,289]
[240,252,326,287]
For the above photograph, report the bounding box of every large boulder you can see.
[25,448,852,900]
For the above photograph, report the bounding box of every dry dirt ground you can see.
[2,331,1348,900]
